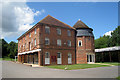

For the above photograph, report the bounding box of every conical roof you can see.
[39,15,74,29]
[73,19,89,29]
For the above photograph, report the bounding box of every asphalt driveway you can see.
[1,61,119,78]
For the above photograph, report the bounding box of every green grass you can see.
[1,57,15,61]
[46,64,110,70]
[97,62,120,66]
[117,76,120,80]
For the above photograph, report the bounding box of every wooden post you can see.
[118,51,120,62]
[102,52,104,62]
[109,52,112,62]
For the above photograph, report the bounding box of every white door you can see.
[68,53,72,64]
[87,54,95,64]
[57,52,62,64]
[45,52,50,64]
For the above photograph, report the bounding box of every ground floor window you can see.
[87,54,95,63]
[45,52,50,64]
[57,52,62,64]
[68,53,72,64]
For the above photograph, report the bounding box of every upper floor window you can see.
[78,40,82,47]
[57,28,61,35]
[25,43,26,49]
[45,26,50,34]
[57,39,61,46]
[29,33,31,37]
[67,30,71,36]
[25,35,26,40]
[45,37,50,45]
[35,28,36,34]
[34,38,36,46]
[67,40,71,47]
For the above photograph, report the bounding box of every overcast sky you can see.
[1,0,119,43]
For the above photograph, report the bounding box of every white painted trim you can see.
[18,49,41,55]
[78,40,82,47]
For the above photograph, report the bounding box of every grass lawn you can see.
[117,76,120,80]
[46,64,110,70]
[98,62,120,66]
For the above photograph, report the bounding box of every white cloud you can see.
[1,0,45,40]
[104,31,113,36]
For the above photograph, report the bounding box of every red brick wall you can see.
[76,36,94,64]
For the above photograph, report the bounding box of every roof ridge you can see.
[40,15,75,29]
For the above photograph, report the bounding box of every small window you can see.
[78,40,82,47]
[67,40,71,47]
[57,39,61,46]
[29,33,31,37]
[57,28,61,35]
[45,52,50,58]
[45,26,50,34]
[34,38,36,46]
[25,43,26,49]
[25,35,26,40]
[57,52,61,58]
[45,37,50,45]
[35,28,36,34]
[67,30,71,36]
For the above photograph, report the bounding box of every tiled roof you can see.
[39,15,74,29]
[73,19,89,29]
[17,15,74,40]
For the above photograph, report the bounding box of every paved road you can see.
[2,61,119,78]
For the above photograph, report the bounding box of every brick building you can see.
[17,15,95,66]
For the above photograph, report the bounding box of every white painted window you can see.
[57,28,61,35]
[45,37,50,45]
[67,30,71,36]
[25,43,26,49]
[57,39,61,46]
[68,53,72,64]
[67,40,71,47]
[25,35,26,40]
[35,28,36,34]
[29,42,31,50]
[34,38,36,46]
[29,33,31,37]
[78,40,82,47]
[45,26,50,34]
[57,52,62,64]
[87,54,95,63]
[45,52,50,64]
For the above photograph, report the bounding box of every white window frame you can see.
[68,53,72,64]
[67,30,71,36]
[29,33,31,37]
[78,40,82,47]
[45,52,50,64]
[45,37,50,45]
[35,28,36,34]
[57,52,62,64]
[57,28,61,35]
[45,26,50,34]
[67,40,71,47]
[34,38,36,46]
[57,39,61,46]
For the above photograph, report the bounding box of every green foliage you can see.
[0,39,18,59]
[95,26,120,49]
[7,41,18,58]
[0,39,9,57]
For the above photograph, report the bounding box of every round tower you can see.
[73,19,95,64]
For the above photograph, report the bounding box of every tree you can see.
[110,26,120,46]
[7,41,18,59]
[95,36,110,49]
[1,39,9,57]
